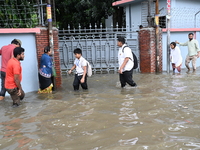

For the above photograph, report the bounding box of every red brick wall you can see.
[139,28,162,73]
[35,27,62,89]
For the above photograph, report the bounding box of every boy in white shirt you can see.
[117,37,137,88]
[68,48,88,91]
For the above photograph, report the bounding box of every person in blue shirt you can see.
[38,46,53,93]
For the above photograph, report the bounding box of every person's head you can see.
[117,37,125,47]
[139,25,143,29]
[188,33,194,41]
[73,48,82,59]
[13,47,25,61]
[170,42,176,49]
[44,46,52,55]
[11,39,22,47]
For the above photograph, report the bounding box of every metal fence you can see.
[170,8,200,28]
[58,26,139,75]
[0,0,56,28]
[157,7,200,29]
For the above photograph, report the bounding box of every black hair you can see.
[44,46,51,53]
[139,25,143,28]
[11,39,21,46]
[74,48,82,55]
[188,33,194,36]
[13,47,25,57]
[117,37,125,44]
[170,42,176,48]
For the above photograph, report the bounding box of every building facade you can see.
[113,0,200,71]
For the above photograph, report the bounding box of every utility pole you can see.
[47,0,56,90]
[166,0,171,73]
[155,0,160,73]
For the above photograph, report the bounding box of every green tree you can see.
[0,0,37,28]
[55,0,119,29]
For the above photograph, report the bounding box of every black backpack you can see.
[122,46,138,69]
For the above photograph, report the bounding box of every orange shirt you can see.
[0,44,15,72]
[5,58,22,89]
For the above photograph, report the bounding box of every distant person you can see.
[170,42,182,73]
[0,39,22,101]
[5,47,25,107]
[38,46,53,94]
[176,33,200,72]
[136,25,143,32]
[117,37,137,88]
[68,48,88,91]
[139,25,143,29]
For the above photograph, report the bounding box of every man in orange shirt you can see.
[5,47,25,107]
[0,39,22,101]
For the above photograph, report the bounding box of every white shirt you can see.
[118,44,134,72]
[74,56,87,74]
[170,46,182,67]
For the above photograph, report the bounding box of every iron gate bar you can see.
[58,28,139,75]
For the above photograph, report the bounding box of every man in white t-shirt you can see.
[117,37,137,88]
[68,48,88,91]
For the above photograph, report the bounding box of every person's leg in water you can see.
[0,71,6,100]
[80,75,88,90]
[73,74,80,91]
[122,69,137,87]
[191,55,197,72]
[172,63,176,73]
[185,55,191,72]
[119,73,126,88]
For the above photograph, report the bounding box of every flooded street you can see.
[1,69,200,150]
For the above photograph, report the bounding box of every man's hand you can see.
[198,52,200,58]
[68,70,72,74]
[80,77,85,83]
[17,89,22,96]
[118,68,123,74]
[175,41,179,44]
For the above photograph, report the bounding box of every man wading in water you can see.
[117,37,137,88]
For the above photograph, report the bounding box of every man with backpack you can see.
[68,48,88,91]
[117,37,137,88]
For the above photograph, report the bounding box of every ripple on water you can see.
[119,137,138,146]
[184,142,200,149]
[148,109,160,116]
[119,121,139,127]
[168,124,186,132]
[122,101,134,107]
[119,113,139,121]
[192,104,200,113]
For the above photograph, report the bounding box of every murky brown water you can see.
[1,70,200,150]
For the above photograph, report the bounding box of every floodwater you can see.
[1,69,200,150]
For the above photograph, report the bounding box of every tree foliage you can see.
[55,0,116,29]
[0,0,38,28]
